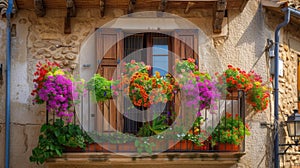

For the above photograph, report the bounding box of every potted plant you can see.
[181,73,220,113]
[30,119,93,164]
[211,112,250,152]
[86,74,115,102]
[188,117,211,151]
[246,70,271,112]
[216,65,253,99]
[31,60,84,122]
[114,60,174,109]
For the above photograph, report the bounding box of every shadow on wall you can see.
[236,4,272,58]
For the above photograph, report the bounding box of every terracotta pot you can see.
[63,146,84,152]
[117,142,136,152]
[152,141,168,152]
[85,143,104,152]
[193,141,210,151]
[216,143,239,152]
[226,89,240,100]
[169,140,193,151]
[102,143,118,152]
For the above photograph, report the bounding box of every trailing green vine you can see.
[29,119,93,164]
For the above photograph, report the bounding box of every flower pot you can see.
[63,146,84,152]
[102,143,118,152]
[216,143,239,152]
[193,141,210,151]
[169,140,193,151]
[117,142,136,152]
[152,140,168,152]
[226,89,240,100]
[85,143,104,152]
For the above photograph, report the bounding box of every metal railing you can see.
[46,90,246,153]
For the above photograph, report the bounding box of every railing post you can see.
[46,101,49,125]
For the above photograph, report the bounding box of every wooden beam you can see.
[66,0,76,17]
[184,2,195,14]
[128,0,136,14]
[64,0,76,34]
[34,0,46,17]
[100,0,105,17]
[158,0,168,12]
[213,0,227,33]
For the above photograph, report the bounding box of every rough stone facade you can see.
[0,0,299,168]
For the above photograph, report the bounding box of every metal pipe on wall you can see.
[5,0,13,168]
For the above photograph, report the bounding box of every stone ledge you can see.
[46,152,246,168]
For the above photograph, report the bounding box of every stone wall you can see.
[264,6,300,167]
[0,0,297,167]
[279,45,300,168]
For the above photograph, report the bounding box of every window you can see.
[96,29,199,133]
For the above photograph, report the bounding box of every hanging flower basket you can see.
[128,68,174,109]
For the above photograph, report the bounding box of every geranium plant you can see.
[246,70,271,112]
[212,113,250,145]
[31,60,83,122]
[217,65,271,112]
[175,58,198,74]
[218,65,253,92]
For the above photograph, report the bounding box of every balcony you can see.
[44,90,247,168]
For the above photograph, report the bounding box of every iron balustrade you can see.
[46,90,246,153]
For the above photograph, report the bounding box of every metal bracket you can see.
[260,121,274,129]
[279,140,299,155]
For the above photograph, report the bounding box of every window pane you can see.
[153,37,168,55]
[153,45,168,55]
[153,56,168,76]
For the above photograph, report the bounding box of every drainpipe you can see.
[274,7,300,168]
[5,0,13,168]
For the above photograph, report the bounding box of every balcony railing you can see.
[46,90,246,154]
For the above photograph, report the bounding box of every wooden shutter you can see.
[96,28,124,133]
[172,29,199,122]
[173,29,199,60]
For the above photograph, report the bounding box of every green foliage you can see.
[175,58,197,74]
[137,115,169,137]
[134,138,155,155]
[86,74,113,102]
[91,132,135,144]
[211,113,250,145]
[30,119,93,164]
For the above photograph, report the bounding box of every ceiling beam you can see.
[34,0,45,17]
[100,0,105,17]
[213,0,227,33]
[64,0,76,34]
[158,0,168,12]
[66,0,76,17]
[128,0,136,14]
[184,2,195,14]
